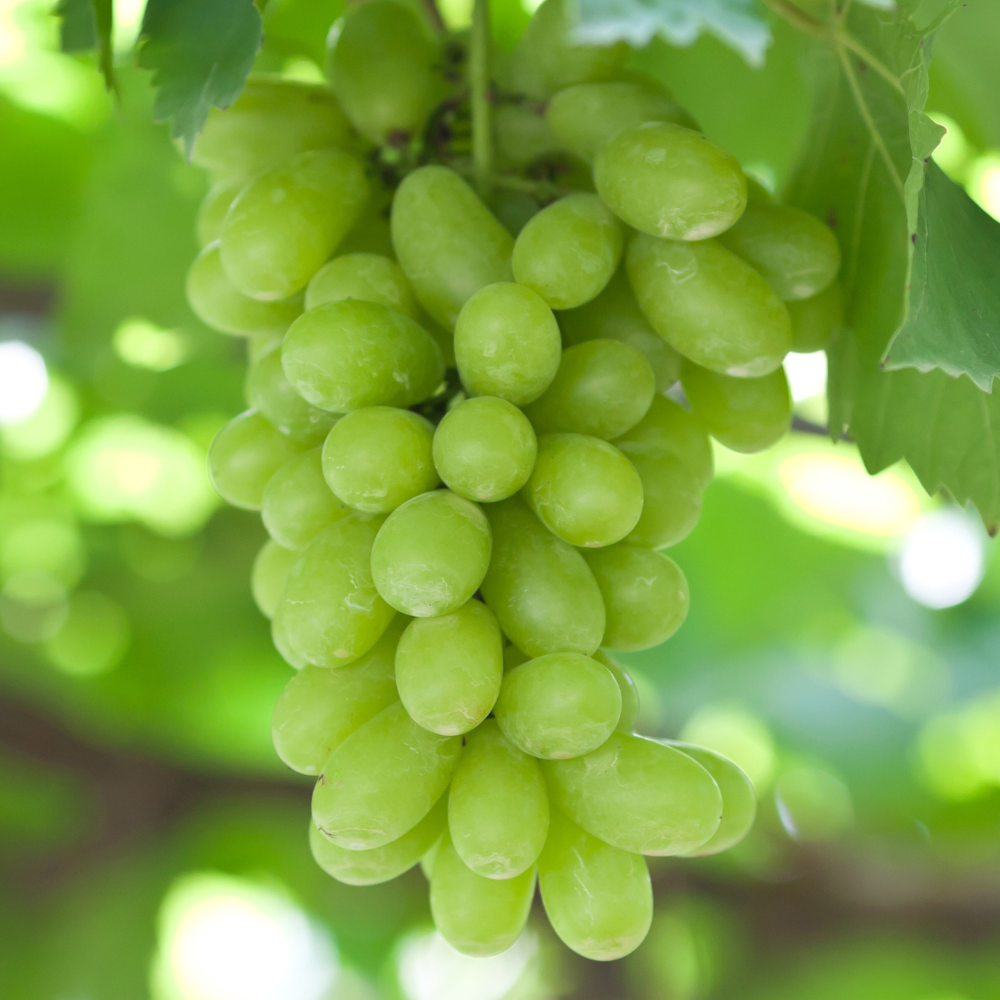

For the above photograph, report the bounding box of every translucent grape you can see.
[220,150,369,301]
[524,340,655,440]
[480,497,605,656]
[370,490,491,617]
[313,701,461,849]
[493,103,561,166]
[511,193,624,310]
[681,362,791,453]
[395,599,503,735]
[261,448,351,550]
[322,406,438,513]
[543,733,722,855]
[251,539,296,618]
[305,252,421,317]
[624,453,703,549]
[454,282,561,405]
[494,652,621,759]
[337,186,396,258]
[447,719,549,879]
[583,545,689,651]
[490,187,541,237]
[787,280,844,353]
[279,513,395,668]
[432,396,537,502]
[272,601,307,669]
[627,233,791,377]
[594,650,640,733]
[281,299,444,412]
[196,179,242,247]
[594,122,747,241]
[524,433,644,547]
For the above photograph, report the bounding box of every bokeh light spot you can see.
[784,350,827,403]
[897,509,985,609]
[114,317,189,372]
[0,340,48,424]
[44,591,130,677]
[774,766,853,842]
[680,703,776,791]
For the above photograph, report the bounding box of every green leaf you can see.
[55,0,115,91]
[137,0,263,156]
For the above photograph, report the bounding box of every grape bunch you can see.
[186,0,842,962]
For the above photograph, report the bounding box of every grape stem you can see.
[469,0,494,197]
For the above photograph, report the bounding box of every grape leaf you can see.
[137,0,263,156]
[55,0,116,90]
[574,0,772,67]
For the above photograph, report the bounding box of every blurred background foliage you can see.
[2,0,1000,998]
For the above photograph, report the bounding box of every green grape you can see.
[282,300,444,412]
[328,0,441,145]
[495,652,621,759]
[280,513,395,667]
[594,650,639,733]
[454,283,562,405]
[524,340,655,440]
[624,453,703,549]
[503,643,530,672]
[558,267,683,392]
[583,545,689,651]
[262,448,351,550]
[493,104,561,166]
[717,203,841,301]
[524,433,644,548]
[272,601,307,669]
[430,836,535,957]
[313,701,461,849]
[395,599,503,735]
[246,343,339,445]
[543,733,722,855]
[420,836,441,880]
[666,742,757,857]
[614,394,713,487]
[191,75,354,181]
[322,407,438,513]
[538,809,652,961]
[595,122,747,241]
[627,233,791,377]
[480,497,605,656]
[546,80,694,162]
[196,178,243,247]
[447,719,549,878]
[208,410,304,510]
[247,331,283,366]
[392,166,514,330]
[310,795,447,885]
[305,252,421,317]
[681,362,791,453]
[490,188,541,237]
[271,617,403,774]
[220,150,369,301]
[511,193,624,309]
[187,243,303,337]
[432,396,537,502]
[337,186,396,258]
[370,490,491,617]
[251,539,296,618]
[745,176,774,204]
[787,280,844,353]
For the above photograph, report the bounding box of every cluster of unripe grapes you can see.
[185,0,842,961]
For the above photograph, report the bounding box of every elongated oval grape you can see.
[524,434,643,547]
[447,719,549,878]
[272,602,307,669]
[395,599,503,735]
[251,539,296,618]
[494,103,561,166]
[627,233,791,377]
[328,0,441,145]
[624,454,703,549]
[271,617,403,774]
[322,406,438,513]
[614,394,713,487]
[282,300,444,412]
[392,166,514,330]
[538,810,652,961]
[197,179,243,247]
[524,340,655,440]
[495,652,621,759]
[220,150,369,301]
[595,123,747,241]
[583,545,689,651]
[455,282,561,404]
[187,243,303,337]
[280,513,395,667]
[208,410,304,510]
[433,396,537,502]
[787,280,844,353]
[543,733,722,855]
[310,794,447,885]
[559,267,683,392]
[681,362,790,453]
[512,194,624,309]
[262,448,351,550]
[717,203,841,300]
[666,742,756,857]
[246,343,339,445]
[594,650,640,733]
[313,701,460,849]
[370,490,491,617]
[430,836,535,957]
[480,497,605,656]
[305,252,421,317]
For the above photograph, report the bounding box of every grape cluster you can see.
[187,0,842,962]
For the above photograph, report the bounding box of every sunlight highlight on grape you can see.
[897,509,985,609]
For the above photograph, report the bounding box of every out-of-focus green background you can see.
[2,0,1000,997]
